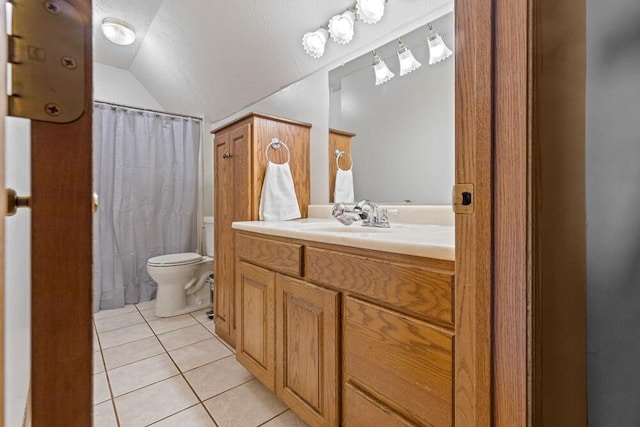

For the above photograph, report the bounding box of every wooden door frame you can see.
[492,0,588,425]
[0,1,6,423]
[30,0,93,425]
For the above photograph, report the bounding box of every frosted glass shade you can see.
[328,10,356,44]
[302,28,329,58]
[372,53,394,85]
[101,18,136,46]
[427,31,453,64]
[397,42,422,76]
[356,0,385,24]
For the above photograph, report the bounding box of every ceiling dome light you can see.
[397,40,422,76]
[328,10,356,45]
[101,18,136,46]
[427,25,453,64]
[356,0,386,24]
[302,28,329,58]
[372,51,394,85]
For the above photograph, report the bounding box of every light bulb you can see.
[101,18,136,46]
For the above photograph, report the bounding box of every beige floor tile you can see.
[93,400,118,427]
[262,410,309,427]
[201,320,216,335]
[204,379,287,427]
[151,404,215,426]
[93,372,111,405]
[139,307,159,321]
[135,299,156,310]
[170,338,233,372]
[157,324,213,351]
[93,350,105,374]
[93,331,100,351]
[184,356,253,401]
[148,314,198,335]
[115,376,198,427]
[102,336,165,370]
[190,307,213,324]
[99,323,154,349]
[93,304,138,320]
[108,354,179,397]
[95,311,145,333]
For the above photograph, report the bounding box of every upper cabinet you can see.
[211,113,311,346]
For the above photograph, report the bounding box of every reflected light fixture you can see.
[356,0,386,24]
[302,28,329,58]
[397,39,421,76]
[328,10,356,44]
[101,17,136,46]
[427,23,453,64]
[372,51,394,85]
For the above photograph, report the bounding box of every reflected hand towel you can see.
[334,168,355,203]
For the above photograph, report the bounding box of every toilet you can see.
[147,216,215,317]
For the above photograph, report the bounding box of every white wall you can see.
[94,63,164,110]
[586,0,640,424]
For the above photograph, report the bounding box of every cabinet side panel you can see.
[253,117,310,218]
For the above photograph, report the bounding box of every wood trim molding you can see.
[454,0,493,425]
[30,0,93,425]
[0,1,6,423]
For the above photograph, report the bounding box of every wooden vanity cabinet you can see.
[212,113,311,346]
[235,230,455,427]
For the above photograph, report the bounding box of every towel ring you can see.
[335,149,353,171]
[265,138,291,164]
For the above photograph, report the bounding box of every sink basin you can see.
[293,221,400,233]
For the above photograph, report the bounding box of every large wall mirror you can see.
[329,12,454,204]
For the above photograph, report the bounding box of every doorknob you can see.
[5,188,31,217]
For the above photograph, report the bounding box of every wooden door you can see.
[276,275,339,427]
[453,0,493,425]
[214,131,233,342]
[235,261,276,390]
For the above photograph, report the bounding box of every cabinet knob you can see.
[222,153,233,159]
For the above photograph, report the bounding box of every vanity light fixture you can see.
[302,28,329,58]
[397,39,422,76]
[372,51,394,85]
[356,0,387,24]
[328,10,356,44]
[101,17,136,46]
[426,23,453,64]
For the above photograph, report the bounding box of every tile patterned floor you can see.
[93,301,308,427]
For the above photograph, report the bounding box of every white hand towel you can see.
[334,168,355,203]
[259,161,301,221]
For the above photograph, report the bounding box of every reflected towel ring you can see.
[335,149,353,171]
[265,138,291,164]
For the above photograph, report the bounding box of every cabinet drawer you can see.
[236,233,303,277]
[343,297,453,427]
[306,247,453,324]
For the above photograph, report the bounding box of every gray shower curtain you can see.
[92,103,201,312]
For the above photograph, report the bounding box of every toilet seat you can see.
[148,252,203,267]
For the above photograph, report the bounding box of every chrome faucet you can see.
[332,200,394,228]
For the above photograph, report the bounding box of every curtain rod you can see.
[94,100,204,121]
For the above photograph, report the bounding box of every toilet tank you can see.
[204,216,214,256]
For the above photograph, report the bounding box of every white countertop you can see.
[232,218,455,261]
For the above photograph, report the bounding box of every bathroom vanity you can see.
[231,219,455,427]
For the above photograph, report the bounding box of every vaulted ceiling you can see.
[93,0,452,122]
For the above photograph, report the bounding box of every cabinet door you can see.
[214,131,233,344]
[276,275,339,427]
[236,261,276,390]
[343,296,453,427]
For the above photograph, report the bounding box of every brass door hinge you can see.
[452,184,474,214]
[8,0,85,123]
